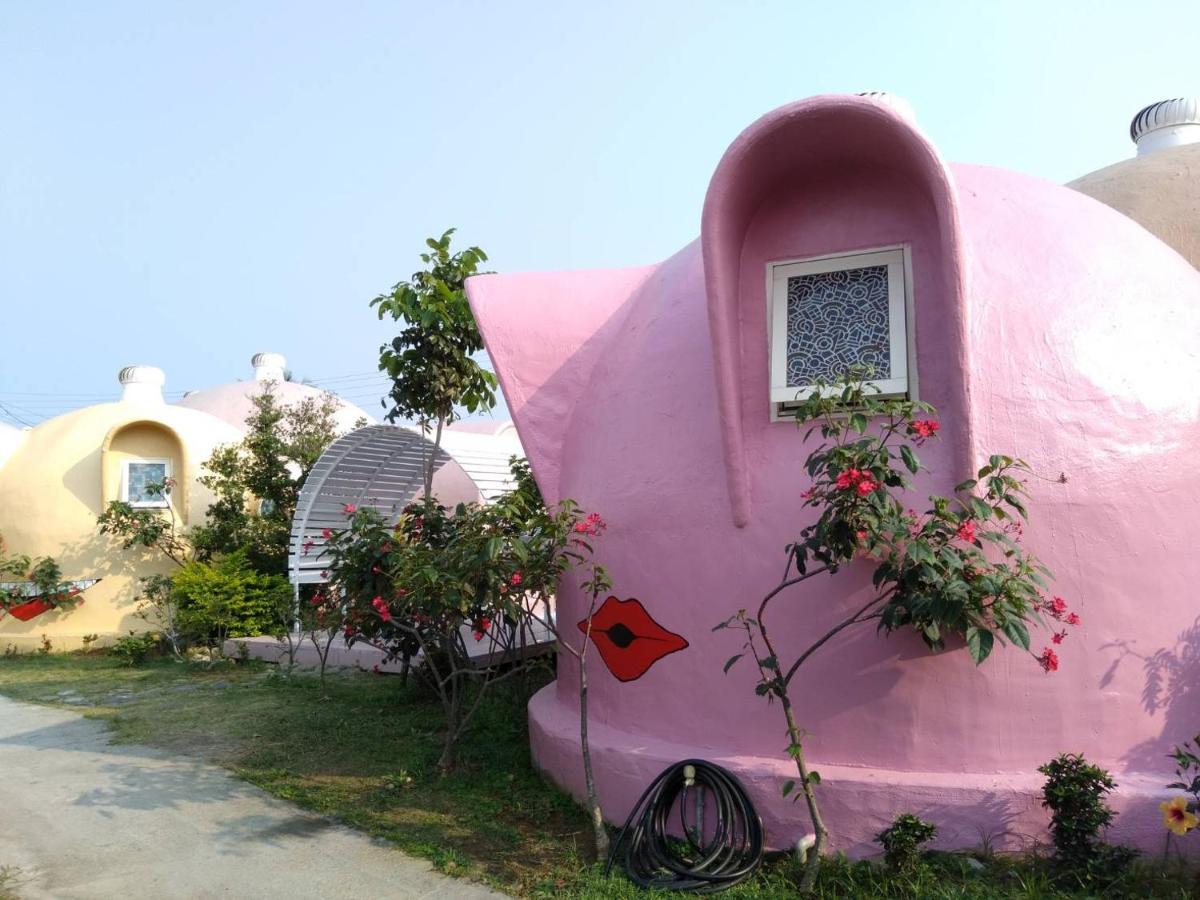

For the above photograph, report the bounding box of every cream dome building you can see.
[0,366,243,650]
[1069,98,1200,268]
[175,352,375,434]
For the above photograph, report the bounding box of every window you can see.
[122,459,171,508]
[769,247,912,407]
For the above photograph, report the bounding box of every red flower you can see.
[510,572,522,587]
[1066,612,1081,626]
[855,475,879,496]
[910,420,940,439]
[371,566,381,574]
[321,528,333,540]
[956,520,977,543]
[573,512,607,536]
[835,468,880,496]
[1038,647,1059,673]
[472,616,493,641]
[1051,596,1068,616]
[800,487,817,501]
[343,503,357,515]
[371,595,392,622]
[1052,631,1065,645]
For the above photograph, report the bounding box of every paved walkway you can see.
[0,696,504,899]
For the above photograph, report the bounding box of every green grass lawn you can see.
[0,652,1195,899]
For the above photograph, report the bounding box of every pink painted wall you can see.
[466,96,1200,855]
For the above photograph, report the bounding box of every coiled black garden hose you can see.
[605,759,765,893]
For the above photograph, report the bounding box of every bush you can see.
[110,632,158,667]
[1039,753,1136,884]
[171,552,291,643]
[876,813,937,874]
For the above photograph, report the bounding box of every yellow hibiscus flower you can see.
[1160,796,1198,836]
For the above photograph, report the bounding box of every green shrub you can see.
[171,551,291,643]
[876,813,937,874]
[1039,753,1136,885]
[110,631,158,667]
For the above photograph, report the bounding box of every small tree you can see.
[718,371,1075,892]
[876,813,938,874]
[1040,753,1135,884]
[192,386,341,573]
[371,229,497,497]
[325,500,538,772]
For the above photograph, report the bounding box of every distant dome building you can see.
[1069,98,1200,268]
[0,366,242,649]
[175,352,375,434]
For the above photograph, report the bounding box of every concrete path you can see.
[0,696,505,899]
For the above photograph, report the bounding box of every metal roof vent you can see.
[118,365,166,404]
[1131,98,1200,156]
[251,352,287,382]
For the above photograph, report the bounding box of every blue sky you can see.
[0,1,1192,425]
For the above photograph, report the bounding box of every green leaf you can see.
[954,479,977,492]
[966,626,994,665]
[782,780,796,797]
[1000,619,1030,651]
[723,653,743,674]
[848,412,868,433]
[900,445,919,474]
[807,771,821,785]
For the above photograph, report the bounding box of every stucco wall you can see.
[466,95,1200,855]
[0,403,240,650]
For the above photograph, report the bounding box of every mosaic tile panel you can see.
[127,461,168,504]
[786,264,891,386]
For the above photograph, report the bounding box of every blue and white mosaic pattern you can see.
[127,461,168,504]
[786,265,891,387]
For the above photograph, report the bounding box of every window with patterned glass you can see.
[769,247,911,407]
[122,459,171,508]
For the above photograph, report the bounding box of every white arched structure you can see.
[288,424,483,586]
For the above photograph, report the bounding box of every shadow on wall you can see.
[1107,616,1200,774]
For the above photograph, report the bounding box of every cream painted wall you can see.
[0,402,241,650]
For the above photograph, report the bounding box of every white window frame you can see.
[121,458,172,509]
[768,245,914,408]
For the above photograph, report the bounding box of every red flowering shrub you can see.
[719,371,1073,890]
[324,482,607,773]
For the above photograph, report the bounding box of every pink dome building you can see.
[465,95,1200,854]
[175,352,374,434]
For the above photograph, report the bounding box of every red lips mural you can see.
[579,596,689,682]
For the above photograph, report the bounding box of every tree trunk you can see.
[424,417,444,499]
[437,674,461,774]
[579,650,610,860]
[781,695,828,892]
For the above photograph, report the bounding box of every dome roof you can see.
[1068,142,1200,269]
[175,352,375,434]
[0,395,240,565]
[467,94,1200,855]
